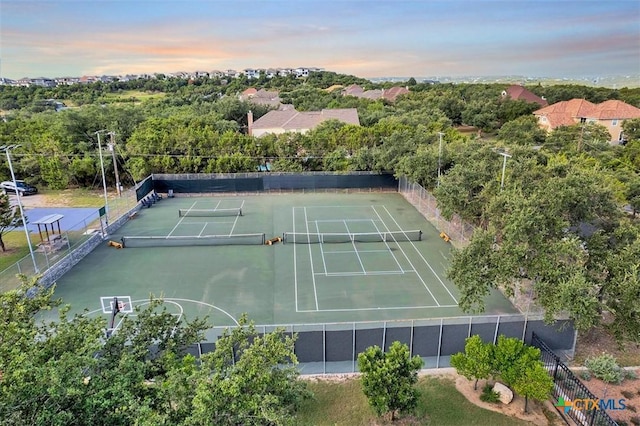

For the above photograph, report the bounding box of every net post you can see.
[282,232,286,244]
[239,208,243,217]
[418,230,423,241]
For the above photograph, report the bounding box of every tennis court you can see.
[51,192,517,338]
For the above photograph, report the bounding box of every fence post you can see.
[382,321,387,351]
[352,322,356,373]
[323,324,326,375]
[493,315,501,344]
[436,319,443,368]
[410,320,414,356]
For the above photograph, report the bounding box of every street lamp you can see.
[437,132,444,187]
[93,130,109,227]
[0,144,39,273]
[499,151,512,191]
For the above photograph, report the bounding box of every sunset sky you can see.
[2,0,639,80]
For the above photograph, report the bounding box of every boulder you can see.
[493,382,513,404]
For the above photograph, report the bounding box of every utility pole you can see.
[93,130,109,227]
[107,132,121,196]
[499,152,512,191]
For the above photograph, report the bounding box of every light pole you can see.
[93,130,109,226]
[107,132,121,197]
[0,144,38,273]
[499,151,512,191]
[437,132,444,187]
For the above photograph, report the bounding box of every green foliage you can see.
[624,369,638,380]
[479,383,501,403]
[357,341,424,421]
[579,370,592,381]
[0,192,21,252]
[188,314,311,425]
[585,354,625,384]
[450,335,493,390]
[0,280,309,425]
[512,362,554,412]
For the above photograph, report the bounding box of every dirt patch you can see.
[452,376,561,425]
[576,368,640,425]
[574,326,640,367]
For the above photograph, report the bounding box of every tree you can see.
[512,362,554,413]
[357,341,423,421]
[187,314,311,425]
[450,335,493,390]
[0,192,21,251]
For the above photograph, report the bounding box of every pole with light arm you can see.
[499,151,512,191]
[93,130,109,227]
[1,144,39,273]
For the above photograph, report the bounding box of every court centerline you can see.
[344,220,366,273]
[314,220,328,275]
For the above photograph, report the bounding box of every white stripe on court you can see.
[297,304,459,313]
[370,218,405,273]
[303,207,319,310]
[167,200,199,237]
[371,206,440,306]
[381,205,458,304]
[228,200,245,236]
[344,220,366,273]
[314,270,414,277]
[293,207,299,312]
[314,220,328,275]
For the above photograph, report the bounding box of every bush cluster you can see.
[584,354,624,384]
[480,383,501,403]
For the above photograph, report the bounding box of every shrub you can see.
[625,369,638,380]
[480,383,501,403]
[630,415,640,426]
[585,354,624,384]
[623,390,636,399]
[579,370,591,381]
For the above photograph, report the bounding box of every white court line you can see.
[293,207,299,312]
[324,249,389,254]
[382,205,458,304]
[228,200,245,236]
[198,223,207,237]
[312,219,385,223]
[297,304,458,313]
[314,270,413,277]
[344,220,366,273]
[304,207,319,310]
[370,217,405,273]
[371,206,440,306]
[314,220,328,275]
[167,200,199,237]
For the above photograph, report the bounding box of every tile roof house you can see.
[249,108,360,137]
[501,85,548,107]
[239,88,284,109]
[533,99,640,143]
[342,84,409,102]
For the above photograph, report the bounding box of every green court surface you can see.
[51,192,516,336]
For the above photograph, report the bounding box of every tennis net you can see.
[178,208,242,217]
[282,230,422,244]
[121,233,265,248]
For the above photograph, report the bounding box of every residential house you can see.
[342,84,409,102]
[249,108,360,137]
[239,88,283,109]
[533,99,640,143]
[501,85,548,107]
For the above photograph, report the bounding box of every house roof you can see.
[382,86,409,102]
[252,108,360,132]
[534,99,596,118]
[587,100,640,120]
[503,85,548,106]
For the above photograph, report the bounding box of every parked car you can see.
[0,180,38,195]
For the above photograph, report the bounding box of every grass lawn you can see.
[0,231,31,272]
[296,376,536,425]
